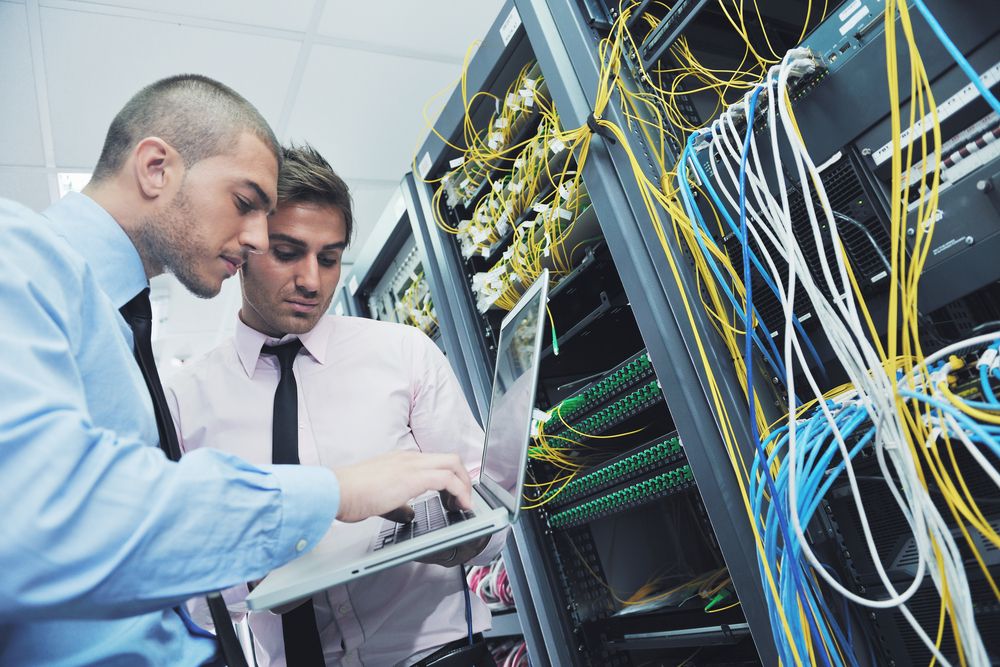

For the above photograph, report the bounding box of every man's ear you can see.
[132,137,179,200]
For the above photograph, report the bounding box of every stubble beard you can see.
[136,187,218,299]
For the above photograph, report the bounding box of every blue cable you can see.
[682,129,790,381]
[738,87,836,665]
[461,567,473,645]
[790,409,871,667]
[739,90,823,663]
[676,133,790,381]
[910,0,1000,117]
[689,113,829,386]
[898,389,1000,458]
[945,386,1000,411]
[980,364,1000,407]
[755,404,874,667]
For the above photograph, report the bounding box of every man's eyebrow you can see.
[321,242,348,251]
[269,233,307,247]
[244,180,273,213]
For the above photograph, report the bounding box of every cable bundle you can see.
[395,272,438,337]
[416,1,1000,662]
[489,640,527,667]
[558,1,1000,664]
[467,556,515,611]
[416,45,609,314]
[660,2,999,664]
[437,62,551,209]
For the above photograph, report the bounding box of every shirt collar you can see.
[233,314,333,378]
[42,192,148,308]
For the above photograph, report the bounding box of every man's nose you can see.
[240,210,269,255]
[296,255,321,294]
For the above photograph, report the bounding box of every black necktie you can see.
[262,340,326,666]
[120,288,248,667]
[120,289,182,461]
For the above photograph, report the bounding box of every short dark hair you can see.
[277,143,354,245]
[91,74,280,181]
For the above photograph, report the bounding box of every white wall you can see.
[1,0,504,364]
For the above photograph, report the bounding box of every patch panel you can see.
[547,464,694,529]
[547,378,664,443]
[543,350,654,432]
[549,435,683,509]
[440,62,550,209]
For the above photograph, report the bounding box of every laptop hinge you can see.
[476,482,503,511]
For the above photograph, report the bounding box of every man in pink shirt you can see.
[166,143,501,666]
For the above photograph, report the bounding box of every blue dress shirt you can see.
[0,193,340,665]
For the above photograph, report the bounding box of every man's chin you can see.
[284,311,320,333]
[174,271,221,299]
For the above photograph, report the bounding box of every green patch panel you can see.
[549,379,663,443]
[550,435,683,509]
[543,351,653,432]
[547,464,694,529]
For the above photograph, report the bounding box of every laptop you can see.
[245,270,550,611]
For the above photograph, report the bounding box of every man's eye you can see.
[235,196,253,214]
[273,250,297,261]
[319,257,339,268]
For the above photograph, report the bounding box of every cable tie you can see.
[586,113,616,144]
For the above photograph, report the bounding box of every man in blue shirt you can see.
[0,74,472,665]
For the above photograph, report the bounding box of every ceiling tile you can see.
[0,3,46,167]
[317,0,505,60]
[41,6,300,168]
[66,0,317,33]
[0,169,52,212]
[285,44,458,182]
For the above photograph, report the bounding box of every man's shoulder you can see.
[0,198,85,275]
[0,199,91,316]
[326,314,427,344]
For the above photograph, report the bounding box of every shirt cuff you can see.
[260,464,339,562]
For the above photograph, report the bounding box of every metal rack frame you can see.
[405,0,778,661]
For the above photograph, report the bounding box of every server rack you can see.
[408,2,762,664]
[344,178,539,663]
[401,0,1000,664]
[329,287,356,318]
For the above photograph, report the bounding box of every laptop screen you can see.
[479,272,547,518]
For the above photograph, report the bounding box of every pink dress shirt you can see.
[165,314,504,666]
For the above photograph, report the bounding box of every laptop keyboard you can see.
[374,495,475,551]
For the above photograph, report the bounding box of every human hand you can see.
[416,535,491,567]
[381,505,415,524]
[334,451,472,523]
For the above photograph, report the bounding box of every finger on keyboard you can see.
[381,505,415,524]
[439,490,463,512]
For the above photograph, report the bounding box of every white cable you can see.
[770,52,985,661]
[689,49,991,663]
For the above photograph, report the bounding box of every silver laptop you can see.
[246,270,550,611]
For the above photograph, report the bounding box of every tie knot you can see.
[120,287,152,321]
[262,339,303,371]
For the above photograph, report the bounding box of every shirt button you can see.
[337,604,350,615]
[295,539,308,552]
